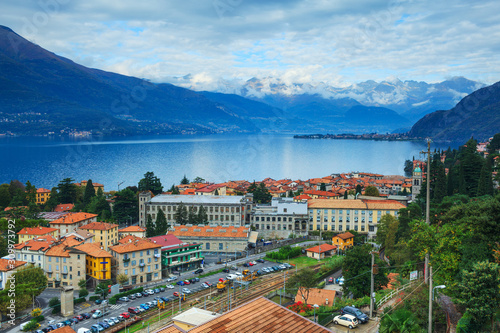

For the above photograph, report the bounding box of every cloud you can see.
[1,0,499,90]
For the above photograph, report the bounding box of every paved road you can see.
[12,260,287,333]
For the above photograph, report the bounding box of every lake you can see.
[0,134,449,190]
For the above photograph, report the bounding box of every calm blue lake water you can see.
[0,134,447,190]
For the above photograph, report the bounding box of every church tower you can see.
[412,164,422,201]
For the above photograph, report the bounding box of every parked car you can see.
[90,324,103,333]
[140,303,149,310]
[128,307,140,314]
[222,268,230,273]
[119,297,130,302]
[340,306,369,324]
[98,322,109,329]
[76,315,84,321]
[160,297,169,302]
[192,277,200,282]
[102,319,114,327]
[120,312,131,319]
[181,288,191,294]
[256,259,265,263]
[201,283,209,288]
[194,268,204,274]
[159,287,165,292]
[251,261,257,265]
[82,313,91,319]
[154,288,160,293]
[141,291,149,297]
[243,263,250,267]
[128,294,136,300]
[94,299,103,304]
[115,316,124,322]
[234,272,243,276]
[176,281,185,286]
[338,277,345,285]
[110,317,120,325]
[166,284,174,289]
[41,328,52,333]
[145,289,155,295]
[173,292,180,297]
[248,262,254,266]
[230,266,238,270]
[183,280,190,285]
[333,314,359,329]
[189,278,197,283]
[135,292,143,298]
[205,281,212,287]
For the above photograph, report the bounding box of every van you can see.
[92,310,103,319]
[78,328,92,333]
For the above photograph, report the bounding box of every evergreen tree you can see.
[197,205,208,224]
[433,158,447,203]
[446,166,457,196]
[355,184,362,195]
[8,180,25,198]
[404,159,413,177]
[0,184,11,209]
[187,206,197,224]
[477,158,494,196]
[193,177,205,183]
[288,190,294,197]
[174,202,188,224]
[364,186,379,197]
[83,179,96,207]
[344,190,348,199]
[459,138,484,197]
[155,209,167,235]
[487,133,500,154]
[214,189,219,195]
[25,181,37,204]
[113,188,138,225]
[247,182,272,203]
[138,172,163,195]
[57,178,77,204]
[168,184,180,194]
[145,214,155,237]
[44,187,60,211]
[180,175,190,185]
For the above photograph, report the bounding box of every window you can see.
[78,271,80,276]
[63,258,66,263]
[219,243,223,250]
[255,224,259,229]
[48,257,51,262]
[132,268,136,275]
[56,257,59,263]
[272,217,275,222]
[125,269,128,275]
[131,260,136,266]
[354,226,358,231]
[324,224,328,231]
[339,225,343,231]
[309,225,313,230]
[369,226,375,232]
[140,251,143,257]
[206,243,210,250]
[361,225,365,231]
[147,250,150,255]
[255,217,259,221]
[155,264,159,270]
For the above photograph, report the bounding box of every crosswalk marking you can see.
[110,304,124,310]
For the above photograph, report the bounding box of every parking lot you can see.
[31,259,289,333]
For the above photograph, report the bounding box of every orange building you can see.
[332,231,355,251]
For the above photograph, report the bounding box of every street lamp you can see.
[313,304,319,323]
[432,285,446,301]
[429,285,446,333]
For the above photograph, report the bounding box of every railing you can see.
[376,279,420,308]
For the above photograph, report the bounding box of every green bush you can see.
[33,315,45,323]
[79,288,89,298]
[73,297,86,304]
[89,295,101,302]
[267,245,302,260]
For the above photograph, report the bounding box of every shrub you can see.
[73,297,86,304]
[79,288,89,298]
[267,245,302,260]
[33,315,45,323]
[287,301,313,314]
[89,296,100,302]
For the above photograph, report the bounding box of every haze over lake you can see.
[1,134,449,190]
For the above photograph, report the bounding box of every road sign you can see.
[410,270,418,281]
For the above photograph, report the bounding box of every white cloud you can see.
[1,0,499,90]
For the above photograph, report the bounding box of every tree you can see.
[113,188,138,225]
[193,177,205,183]
[48,297,60,314]
[138,172,163,195]
[477,158,494,196]
[457,261,500,332]
[168,184,180,194]
[355,184,362,195]
[174,202,188,224]
[22,320,40,332]
[180,175,190,185]
[83,179,96,207]
[79,288,89,298]
[247,182,272,204]
[31,308,42,317]
[404,159,414,177]
[342,244,388,298]
[364,186,380,197]
[44,187,60,211]
[187,206,197,224]
[487,133,500,154]
[95,281,112,299]
[395,203,421,243]
[344,190,348,199]
[145,214,155,237]
[155,209,167,235]
[379,308,422,333]
[117,273,129,286]
[25,181,37,205]
[57,178,77,204]
[78,279,87,289]
[287,268,317,304]
[0,183,12,209]
[459,138,484,197]
[9,180,25,198]
[197,205,208,224]
[377,215,399,253]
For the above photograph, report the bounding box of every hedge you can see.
[74,297,86,304]
[34,315,45,323]
[89,296,101,302]
[109,287,144,304]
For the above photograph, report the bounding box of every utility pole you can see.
[428,265,433,333]
[370,251,375,318]
[421,139,431,283]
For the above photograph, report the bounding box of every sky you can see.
[2,0,500,91]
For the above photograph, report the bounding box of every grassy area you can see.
[198,267,225,279]
[264,255,331,269]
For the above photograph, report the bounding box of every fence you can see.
[318,312,339,326]
[376,278,420,308]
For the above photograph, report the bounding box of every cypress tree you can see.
[197,205,208,224]
[83,179,96,207]
[155,209,167,235]
[174,202,188,224]
[477,158,494,196]
[146,215,155,237]
[187,206,197,224]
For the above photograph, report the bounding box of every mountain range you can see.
[0,25,497,141]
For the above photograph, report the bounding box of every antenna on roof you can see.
[118,181,124,191]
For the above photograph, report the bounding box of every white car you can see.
[166,284,174,289]
[338,277,345,285]
[181,288,191,294]
[201,283,209,288]
[110,317,120,324]
[145,289,155,295]
[333,314,359,329]
[234,272,243,276]
[251,261,257,265]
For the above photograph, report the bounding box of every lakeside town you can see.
[1,135,499,333]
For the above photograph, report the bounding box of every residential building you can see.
[74,243,112,288]
[307,199,405,239]
[119,225,147,239]
[139,193,254,228]
[109,237,162,285]
[149,234,203,276]
[75,180,104,194]
[17,226,59,243]
[332,231,355,251]
[169,225,253,254]
[37,212,70,221]
[251,197,309,238]
[45,241,86,289]
[154,296,331,333]
[195,184,227,196]
[295,288,337,306]
[78,221,118,251]
[305,244,337,259]
[0,259,27,290]
[50,212,98,235]
[171,308,220,331]
[54,204,75,212]
[13,235,57,270]
[36,188,51,204]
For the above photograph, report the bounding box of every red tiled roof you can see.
[36,188,51,193]
[171,225,250,239]
[0,259,27,272]
[110,238,161,254]
[294,194,311,200]
[119,235,143,244]
[306,244,337,253]
[14,236,57,251]
[17,226,58,236]
[80,221,118,231]
[335,231,355,240]
[45,243,71,257]
[54,203,75,212]
[74,243,112,258]
[50,212,97,225]
[119,226,146,232]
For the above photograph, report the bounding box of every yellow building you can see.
[76,180,104,194]
[308,199,406,239]
[78,221,118,251]
[74,243,112,287]
[36,188,51,204]
[118,225,147,239]
[17,226,59,243]
[332,231,355,251]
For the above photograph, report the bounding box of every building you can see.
[74,243,112,288]
[412,165,423,201]
[149,234,203,276]
[50,212,98,235]
[109,237,162,285]
[139,193,254,228]
[54,204,75,212]
[295,288,337,306]
[169,225,252,254]
[171,307,220,331]
[0,259,27,290]
[45,241,86,289]
[75,180,104,194]
[195,184,227,196]
[251,197,309,238]
[332,231,355,251]
[119,225,147,239]
[17,226,59,243]
[37,212,70,222]
[14,235,57,270]
[155,296,331,333]
[307,199,406,239]
[78,221,118,251]
[36,188,51,204]
[305,244,337,259]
